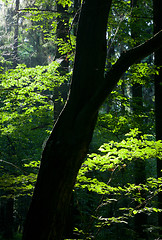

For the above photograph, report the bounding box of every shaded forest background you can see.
[0,0,162,239]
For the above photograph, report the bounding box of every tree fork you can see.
[22,0,162,239]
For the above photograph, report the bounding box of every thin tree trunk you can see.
[0,197,14,239]
[131,1,147,237]
[13,0,19,67]
[153,0,162,236]
[53,3,69,122]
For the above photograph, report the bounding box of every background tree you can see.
[53,1,70,122]
[131,0,147,237]
[13,0,20,67]
[153,0,162,236]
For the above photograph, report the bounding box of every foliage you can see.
[0,61,67,199]
[56,0,73,7]
[125,63,159,86]
[1,127,162,238]
[74,129,162,239]
[21,0,76,66]
[0,0,161,239]
[0,61,66,134]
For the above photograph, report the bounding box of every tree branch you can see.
[107,30,162,88]
[90,30,162,112]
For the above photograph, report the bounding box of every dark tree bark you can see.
[132,84,147,240]
[0,197,14,239]
[22,0,162,239]
[23,1,111,239]
[153,0,162,236]
[131,1,147,238]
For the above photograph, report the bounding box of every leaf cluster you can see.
[75,129,162,238]
[0,61,66,134]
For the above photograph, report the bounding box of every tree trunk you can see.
[132,84,147,240]
[53,3,70,122]
[0,197,14,239]
[131,1,147,237]
[153,0,162,236]
[13,0,19,67]
[22,0,162,238]
[23,1,111,239]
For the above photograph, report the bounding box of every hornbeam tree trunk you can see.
[22,0,162,239]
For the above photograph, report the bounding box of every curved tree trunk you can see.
[22,0,162,239]
[23,1,111,239]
